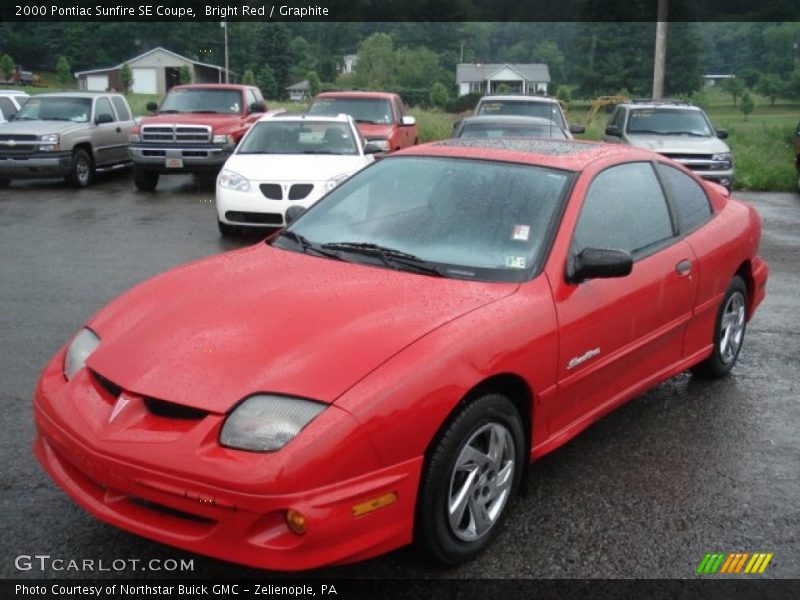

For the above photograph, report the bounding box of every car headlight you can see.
[128,133,140,143]
[324,171,354,193]
[220,395,326,452]
[213,134,234,144]
[711,152,732,167]
[218,169,250,192]
[38,134,60,152]
[368,139,390,151]
[64,328,101,380]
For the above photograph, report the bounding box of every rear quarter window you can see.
[655,163,712,233]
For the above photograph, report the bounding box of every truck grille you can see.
[0,135,39,157]
[141,125,211,143]
[661,153,721,171]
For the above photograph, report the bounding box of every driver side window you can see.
[573,162,675,258]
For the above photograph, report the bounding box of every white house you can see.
[703,74,735,88]
[74,47,230,95]
[456,63,551,97]
[286,80,310,101]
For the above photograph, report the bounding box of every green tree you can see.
[179,66,192,85]
[242,69,256,85]
[120,63,132,91]
[306,70,321,97]
[556,85,572,104]
[720,77,746,106]
[756,74,786,106]
[1,53,15,81]
[257,64,279,100]
[55,55,72,86]
[353,33,395,89]
[739,91,755,118]
[430,81,449,109]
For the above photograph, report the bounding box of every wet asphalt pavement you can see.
[0,172,797,580]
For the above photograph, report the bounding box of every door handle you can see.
[675,259,692,276]
[116,127,121,133]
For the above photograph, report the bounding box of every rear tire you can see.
[691,276,748,378]
[133,167,159,192]
[66,148,94,188]
[415,393,525,566]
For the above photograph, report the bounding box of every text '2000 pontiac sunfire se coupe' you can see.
[33,139,767,570]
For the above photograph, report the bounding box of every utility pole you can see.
[652,0,668,100]
[222,20,229,83]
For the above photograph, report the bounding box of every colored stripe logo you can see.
[697,552,773,574]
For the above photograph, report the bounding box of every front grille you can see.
[226,210,283,225]
[143,397,208,420]
[91,370,122,399]
[141,124,211,143]
[289,184,313,200]
[661,153,719,171]
[0,134,38,142]
[259,183,282,200]
[129,496,215,524]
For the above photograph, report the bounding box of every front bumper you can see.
[32,353,421,571]
[216,184,325,228]
[129,144,231,173]
[0,151,72,178]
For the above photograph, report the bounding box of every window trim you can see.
[652,160,714,236]
[94,96,115,122]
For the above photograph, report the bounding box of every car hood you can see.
[0,120,86,135]
[86,244,517,413]
[356,123,395,140]
[625,134,730,154]
[140,113,245,129]
[225,154,368,182]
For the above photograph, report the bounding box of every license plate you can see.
[165,158,183,168]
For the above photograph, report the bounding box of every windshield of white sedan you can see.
[477,101,566,129]
[273,156,571,282]
[627,109,713,136]
[14,97,92,122]
[309,98,393,124]
[237,121,358,155]
[158,89,242,114]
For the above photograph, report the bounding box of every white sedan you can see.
[216,113,379,236]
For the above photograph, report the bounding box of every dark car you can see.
[453,115,569,140]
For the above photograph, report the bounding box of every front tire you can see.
[218,220,237,237]
[66,148,94,188]
[133,167,159,192]
[415,393,525,566]
[692,276,748,378]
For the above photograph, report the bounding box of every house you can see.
[287,80,310,101]
[703,74,735,88]
[341,54,358,74]
[74,47,230,95]
[456,63,550,97]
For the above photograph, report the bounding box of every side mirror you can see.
[223,141,237,153]
[715,129,728,139]
[401,115,416,126]
[364,140,386,154]
[285,206,307,225]
[95,113,114,125]
[605,125,622,137]
[146,101,158,112]
[249,101,266,113]
[569,247,632,283]
[453,119,462,131]
[569,124,586,134]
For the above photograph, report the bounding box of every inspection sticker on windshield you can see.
[512,225,530,241]
[505,256,527,269]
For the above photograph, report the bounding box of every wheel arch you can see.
[734,260,755,320]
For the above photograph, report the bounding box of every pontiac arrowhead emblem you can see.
[109,394,130,423]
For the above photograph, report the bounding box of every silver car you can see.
[0,92,134,188]
[604,100,733,190]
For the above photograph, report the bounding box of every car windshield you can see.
[272,156,572,282]
[477,100,566,129]
[309,97,394,124]
[459,122,566,139]
[14,97,92,122]
[626,108,713,136]
[237,120,359,155]
[158,89,242,114]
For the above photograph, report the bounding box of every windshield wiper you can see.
[321,242,445,277]
[355,119,382,125]
[276,230,344,261]
[191,110,222,114]
[158,109,181,114]
[301,150,337,154]
[662,131,708,137]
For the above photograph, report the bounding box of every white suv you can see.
[604,100,733,190]
[0,90,30,123]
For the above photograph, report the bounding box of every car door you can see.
[92,96,122,166]
[109,96,134,163]
[393,97,413,148]
[603,106,626,143]
[546,161,698,435]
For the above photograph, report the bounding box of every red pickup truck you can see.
[128,84,273,191]
[308,91,418,152]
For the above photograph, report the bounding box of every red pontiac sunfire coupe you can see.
[33,138,767,570]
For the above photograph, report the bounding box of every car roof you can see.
[621,101,704,112]
[479,95,560,104]
[0,90,29,96]
[25,92,121,99]
[314,91,398,100]
[460,115,563,127]
[256,113,352,124]
[170,84,252,92]
[397,138,660,172]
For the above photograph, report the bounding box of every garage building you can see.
[74,47,229,95]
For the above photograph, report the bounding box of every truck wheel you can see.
[66,149,94,188]
[0,179,10,188]
[133,168,159,192]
